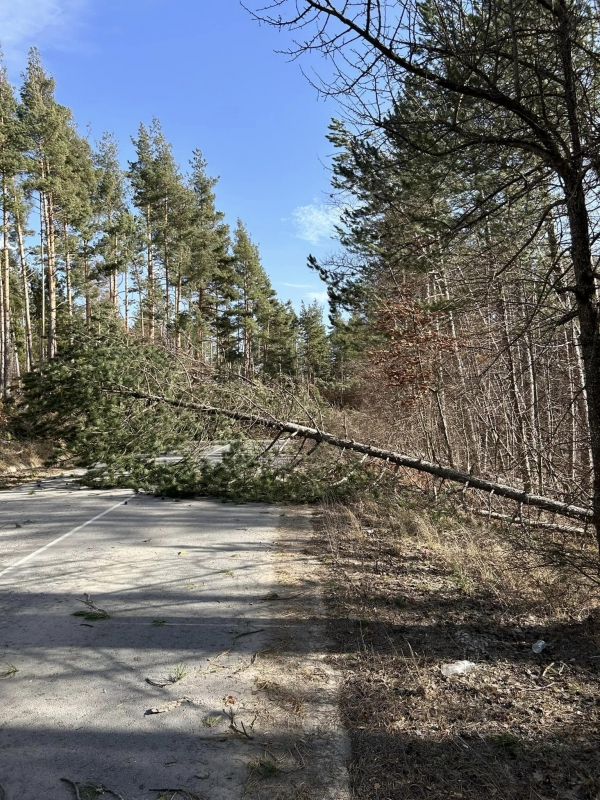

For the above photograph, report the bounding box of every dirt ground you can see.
[313,497,600,800]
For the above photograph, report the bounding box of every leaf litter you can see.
[315,500,600,800]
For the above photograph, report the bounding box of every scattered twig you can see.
[225,707,254,739]
[73,594,110,621]
[149,789,205,799]
[541,661,565,677]
[145,677,175,688]
[524,682,557,691]
[232,628,265,644]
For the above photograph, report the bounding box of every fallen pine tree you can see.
[103,384,594,526]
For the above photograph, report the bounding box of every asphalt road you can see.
[0,476,349,800]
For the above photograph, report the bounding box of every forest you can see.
[0,48,333,391]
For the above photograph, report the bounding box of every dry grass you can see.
[315,497,600,800]
[0,439,64,487]
[244,744,307,797]
[253,680,305,716]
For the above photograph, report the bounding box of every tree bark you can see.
[2,176,11,396]
[38,193,45,362]
[146,205,154,341]
[63,222,73,317]
[14,202,33,372]
[175,267,181,351]
[124,264,129,330]
[43,188,57,359]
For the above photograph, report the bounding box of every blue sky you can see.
[1,0,341,309]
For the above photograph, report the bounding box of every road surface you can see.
[0,476,348,800]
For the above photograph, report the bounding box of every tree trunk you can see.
[63,222,73,317]
[175,267,181,351]
[84,251,91,331]
[39,192,45,362]
[0,255,4,396]
[146,206,154,341]
[110,232,118,312]
[14,202,33,372]
[565,177,600,554]
[44,190,57,359]
[198,288,204,361]
[557,9,600,553]
[2,177,11,396]
[124,264,129,330]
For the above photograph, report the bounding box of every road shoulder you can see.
[239,507,351,800]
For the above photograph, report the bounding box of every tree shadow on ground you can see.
[313,502,600,799]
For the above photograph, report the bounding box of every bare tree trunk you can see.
[198,288,204,362]
[431,388,454,467]
[39,192,45,361]
[175,267,181,351]
[146,206,154,341]
[564,173,600,553]
[572,321,592,489]
[564,326,577,483]
[520,289,542,492]
[44,190,57,359]
[124,265,129,330]
[2,178,11,396]
[12,334,20,380]
[14,202,33,371]
[110,231,118,312]
[84,251,91,331]
[500,290,532,491]
[556,13,600,554]
[63,222,73,317]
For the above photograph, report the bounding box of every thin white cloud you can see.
[279,282,314,289]
[306,291,329,303]
[291,201,341,246]
[0,0,88,62]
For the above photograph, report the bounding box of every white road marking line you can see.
[0,495,133,579]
